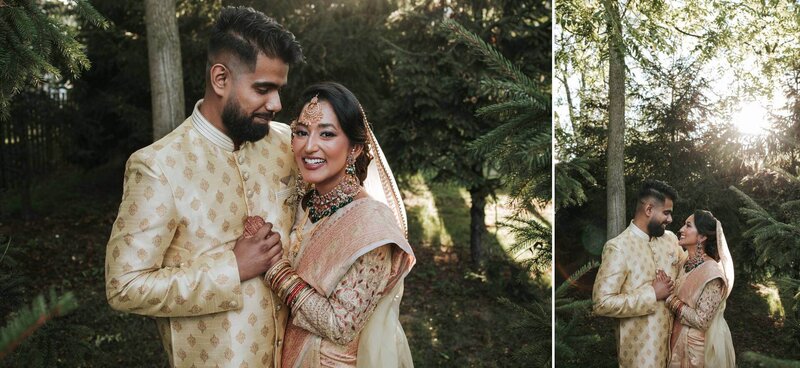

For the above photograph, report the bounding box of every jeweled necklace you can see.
[683,244,706,273]
[308,173,361,223]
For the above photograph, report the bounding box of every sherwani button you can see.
[243,171,250,181]
[276,304,281,311]
[247,190,254,198]
[230,301,238,308]
[277,339,282,346]
[238,156,245,164]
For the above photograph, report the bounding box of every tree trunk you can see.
[469,186,488,268]
[603,0,626,239]
[145,0,184,141]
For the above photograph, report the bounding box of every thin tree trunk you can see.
[469,185,488,268]
[145,0,184,141]
[603,0,626,239]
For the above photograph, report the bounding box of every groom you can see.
[105,7,303,367]
[593,179,687,368]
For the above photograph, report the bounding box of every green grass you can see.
[0,168,549,367]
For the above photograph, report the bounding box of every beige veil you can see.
[704,220,735,367]
[356,106,415,368]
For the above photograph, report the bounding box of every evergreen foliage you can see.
[731,185,800,278]
[496,297,550,366]
[441,17,551,273]
[442,18,550,211]
[0,289,77,361]
[554,261,601,366]
[439,15,552,365]
[0,0,107,120]
[383,0,549,266]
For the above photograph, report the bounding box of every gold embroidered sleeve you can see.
[680,278,724,331]
[291,245,392,345]
[593,241,658,317]
[105,151,242,317]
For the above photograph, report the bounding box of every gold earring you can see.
[346,148,356,177]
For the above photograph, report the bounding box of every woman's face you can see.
[291,100,358,194]
[678,214,707,248]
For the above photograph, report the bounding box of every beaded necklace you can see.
[683,244,706,273]
[307,173,361,223]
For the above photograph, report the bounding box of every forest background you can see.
[555,0,800,367]
[0,0,551,366]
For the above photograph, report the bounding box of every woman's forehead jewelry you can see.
[291,95,323,129]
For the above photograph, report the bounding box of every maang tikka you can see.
[290,95,323,129]
[288,95,323,204]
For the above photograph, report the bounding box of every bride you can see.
[667,210,735,367]
[260,82,415,367]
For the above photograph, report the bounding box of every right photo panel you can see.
[554,1,800,367]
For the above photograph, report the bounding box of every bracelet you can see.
[264,259,291,284]
[286,280,308,307]
[292,287,314,310]
[263,260,316,309]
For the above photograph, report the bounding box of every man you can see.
[105,7,303,367]
[593,179,687,368]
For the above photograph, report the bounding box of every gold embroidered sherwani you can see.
[105,100,296,367]
[593,222,686,368]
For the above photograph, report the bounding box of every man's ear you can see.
[209,63,229,97]
[644,201,654,217]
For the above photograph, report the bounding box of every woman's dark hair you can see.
[294,82,372,184]
[694,210,720,261]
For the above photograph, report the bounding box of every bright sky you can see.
[554,10,790,142]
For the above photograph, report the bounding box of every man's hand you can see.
[233,221,283,282]
[652,269,674,301]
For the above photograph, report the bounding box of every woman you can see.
[667,210,735,368]
[262,82,415,367]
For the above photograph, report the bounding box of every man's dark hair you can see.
[207,6,304,73]
[637,179,678,205]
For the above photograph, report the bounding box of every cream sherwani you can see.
[105,100,297,367]
[593,222,686,368]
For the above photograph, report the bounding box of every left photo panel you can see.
[0,1,553,367]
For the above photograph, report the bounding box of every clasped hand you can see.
[652,269,674,301]
[233,217,284,282]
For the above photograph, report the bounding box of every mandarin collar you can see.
[191,99,236,152]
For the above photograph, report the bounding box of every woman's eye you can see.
[321,131,336,138]
[293,130,308,137]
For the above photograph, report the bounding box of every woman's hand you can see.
[652,269,674,301]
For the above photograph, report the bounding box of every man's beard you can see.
[647,218,666,238]
[221,98,272,143]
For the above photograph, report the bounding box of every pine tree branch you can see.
[0,290,78,360]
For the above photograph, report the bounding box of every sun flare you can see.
[731,101,771,136]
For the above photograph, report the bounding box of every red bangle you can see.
[286,281,308,306]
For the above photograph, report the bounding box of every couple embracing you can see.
[593,179,736,368]
[104,6,414,368]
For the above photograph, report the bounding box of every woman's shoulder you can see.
[697,260,726,282]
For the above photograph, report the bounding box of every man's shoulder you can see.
[127,118,194,166]
[602,229,633,254]
[662,230,679,243]
[268,121,292,142]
